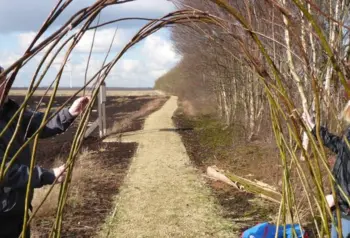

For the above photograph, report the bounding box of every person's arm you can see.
[24,96,90,139]
[0,159,56,189]
[303,112,342,153]
[24,108,75,139]
[311,126,342,154]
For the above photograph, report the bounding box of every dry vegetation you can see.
[32,149,95,219]
[107,97,169,135]
[32,141,136,237]
[9,89,162,97]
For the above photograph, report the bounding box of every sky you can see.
[0,0,180,88]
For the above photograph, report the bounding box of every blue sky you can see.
[0,0,180,88]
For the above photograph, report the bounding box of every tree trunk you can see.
[221,81,230,125]
[282,0,311,160]
[248,73,255,140]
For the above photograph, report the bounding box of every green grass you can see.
[195,117,234,148]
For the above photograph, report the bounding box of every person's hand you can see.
[53,164,66,183]
[69,96,91,117]
[326,194,335,208]
[302,112,315,130]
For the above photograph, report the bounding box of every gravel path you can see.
[100,96,235,238]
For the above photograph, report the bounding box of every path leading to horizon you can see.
[100,96,235,238]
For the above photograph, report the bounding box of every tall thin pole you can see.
[70,69,72,89]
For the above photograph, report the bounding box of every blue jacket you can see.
[242,223,306,238]
[0,99,75,215]
[312,126,350,213]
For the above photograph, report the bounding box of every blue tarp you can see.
[241,222,307,238]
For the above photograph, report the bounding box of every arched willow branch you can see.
[0,1,225,238]
[1,0,350,237]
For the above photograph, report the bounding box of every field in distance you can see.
[9,87,164,97]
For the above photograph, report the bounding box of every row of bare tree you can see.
[156,0,350,233]
[156,0,350,145]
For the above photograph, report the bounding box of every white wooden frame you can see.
[84,82,107,138]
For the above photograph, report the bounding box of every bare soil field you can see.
[9,89,163,97]
[8,94,168,237]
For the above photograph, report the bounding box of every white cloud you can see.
[74,57,104,77]
[15,31,70,72]
[118,0,175,15]
[17,31,59,55]
[0,0,176,33]
[121,59,140,72]
[0,52,21,68]
[16,27,133,56]
[17,32,37,51]
[3,28,180,88]
[68,31,180,87]
[105,33,180,87]
[142,34,179,66]
[75,28,129,53]
[150,69,167,78]
[0,0,178,88]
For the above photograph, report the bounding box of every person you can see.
[303,105,350,238]
[0,65,90,237]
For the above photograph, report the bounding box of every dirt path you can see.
[100,96,235,238]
